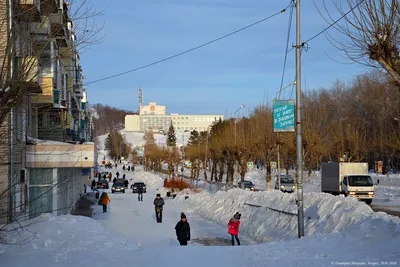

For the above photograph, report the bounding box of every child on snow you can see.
[228,212,241,246]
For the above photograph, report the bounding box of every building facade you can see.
[125,102,223,132]
[139,102,166,115]
[0,0,94,223]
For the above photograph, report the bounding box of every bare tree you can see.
[317,0,400,87]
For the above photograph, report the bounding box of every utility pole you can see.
[295,0,304,238]
[277,136,281,190]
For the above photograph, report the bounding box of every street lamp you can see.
[181,130,189,177]
[233,104,245,190]
[234,104,245,144]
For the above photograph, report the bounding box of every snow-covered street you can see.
[1,167,400,267]
[92,178,255,247]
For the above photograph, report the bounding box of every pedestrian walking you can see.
[91,179,96,190]
[153,193,165,223]
[124,179,129,188]
[123,165,126,171]
[175,212,191,246]
[116,171,120,178]
[137,183,144,201]
[123,174,126,179]
[100,192,111,213]
[113,177,117,183]
[115,163,118,169]
[128,166,131,171]
[227,212,241,246]
[132,165,135,171]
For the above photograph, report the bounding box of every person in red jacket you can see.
[227,212,241,246]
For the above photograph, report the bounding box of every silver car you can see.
[275,176,296,193]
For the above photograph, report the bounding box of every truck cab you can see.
[341,175,374,204]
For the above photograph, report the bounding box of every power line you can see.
[287,0,367,53]
[84,1,293,86]
[278,0,295,100]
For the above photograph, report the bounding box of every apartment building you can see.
[0,0,94,223]
[125,102,223,132]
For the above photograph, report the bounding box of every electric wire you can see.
[84,1,293,86]
[278,0,295,100]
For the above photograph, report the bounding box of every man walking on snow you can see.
[175,212,191,246]
[137,183,144,201]
[153,193,165,223]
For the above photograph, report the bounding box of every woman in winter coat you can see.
[175,212,191,246]
[100,192,110,213]
[227,212,241,246]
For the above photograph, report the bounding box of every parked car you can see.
[131,182,146,193]
[238,180,255,191]
[275,176,295,193]
[97,179,109,189]
[111,183,125,193]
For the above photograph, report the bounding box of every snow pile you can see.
[175,189,400,243]
[1,214,131,257]
[375,186,400,199]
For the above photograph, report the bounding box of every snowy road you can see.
[93,167,255,248]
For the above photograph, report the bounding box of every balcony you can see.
[15,0,41,22]
[31,77,53,104]
[39,0,59,15]
[48,10,68,47]
[26,140,94,168]
[13,56,42,94]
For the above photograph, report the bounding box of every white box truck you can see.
[321,162,374,204]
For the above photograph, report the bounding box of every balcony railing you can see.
[15,0,41,22]
[13,56,42,93]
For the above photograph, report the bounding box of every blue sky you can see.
[80,0,367,118]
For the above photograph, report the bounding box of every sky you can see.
[79,0,368,118]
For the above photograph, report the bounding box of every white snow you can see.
[1,166,400,267]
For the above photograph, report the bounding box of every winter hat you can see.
[156,193,161,197]
[181,212,186,219]
[233,212,241,220]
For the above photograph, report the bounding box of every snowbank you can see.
[0,214,130,256]
[175,189,400,243]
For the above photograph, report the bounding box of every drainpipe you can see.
[7,0,14,223]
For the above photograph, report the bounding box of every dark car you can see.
[238,180,255,191]
[275,176,295,193]
[97,179,109,189]
[131,182,146,193]
[111,183,125,193]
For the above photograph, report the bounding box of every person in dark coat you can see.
[115,163,118,169]
[116,171,120,178]
[128,166,131,171]
[91,179,96,190]
[132,165,135,171]
[113,177,117,183]
[153,193,165,223]
[175,212,191,246]
[137,183,144,201]
[124,179,129,188]
[123,165,126,171]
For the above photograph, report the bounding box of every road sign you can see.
[247,162,254,169]
[273,100,295,132]
[270,162,277,168]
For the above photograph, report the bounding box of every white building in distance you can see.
[125,102,223,132]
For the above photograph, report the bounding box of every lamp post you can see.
[234,104,245,144]
[233,104,245,189]
[181,130,188,186]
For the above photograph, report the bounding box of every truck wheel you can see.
[365,199,372,205]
